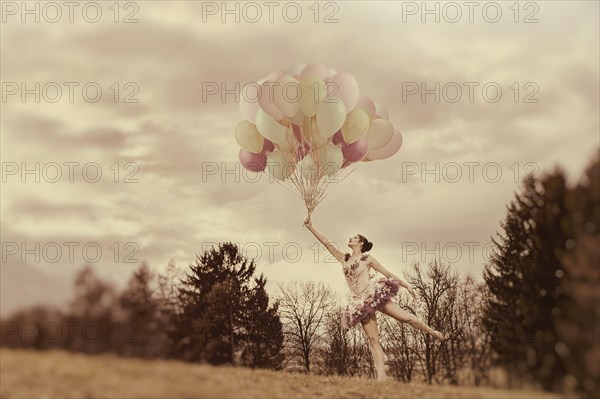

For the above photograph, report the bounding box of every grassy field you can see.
[0,348,567,399]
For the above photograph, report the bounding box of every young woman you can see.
[303,215,445,381]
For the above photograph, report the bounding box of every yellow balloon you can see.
[341,108,371,144]
[234,120,263,154]
[278,126,298,152]
[267,150,295,181]
[255,109,286,144]
[300,75,326,117]
[302,118,328,149]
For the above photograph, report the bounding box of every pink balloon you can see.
[261,138,275,155]
[327,72,359,112]
[356,96,376,118]
[292,124,303,143]
[367,130,403,161]
[342,137,368,163]
[299,63,330,80]
[259,80,285,121]
[332,130,345,146]
[239,148,266,172]
[341,160,351,169]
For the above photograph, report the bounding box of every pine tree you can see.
[171,242,283,369]
[117,262,163,358]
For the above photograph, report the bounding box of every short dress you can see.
[340,252,401,330]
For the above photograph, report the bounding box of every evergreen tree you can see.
[171,242,283,369]
[117,262,163,358]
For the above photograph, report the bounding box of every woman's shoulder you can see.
[360,252,370,262]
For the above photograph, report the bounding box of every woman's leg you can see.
[360,312,388,381]
[380,301,444,341]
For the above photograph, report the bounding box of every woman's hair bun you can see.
[358,234,373,252]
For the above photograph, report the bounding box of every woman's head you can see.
[348,234,373,252]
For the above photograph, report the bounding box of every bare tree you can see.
[320,305,373,377]
[276,280,335,372]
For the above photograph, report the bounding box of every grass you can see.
[0,348,567,399]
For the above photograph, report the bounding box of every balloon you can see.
[319,144,344,176]
[287,63,306,77]
[261,138,275,155]
[300,155,318,180]
[255,109,286,143]
[259,80,285,121]
[274,75,301,118]
[239,148,266,172]
[278,126,298,152]
[267,150,294,180]
[289,107,305,125]
[374,102,389,120]
[327,72,360,113]
[367,130,403,161]
[316,97,346,138]
[267,69,285,81]
[356,96,376,118]
[341,108,370,144]
[303,118,328,149]
[299,75,327,117]
[234,120,264,154]
[342,137,368,163]
[332,130,345,146]
[239,82,261,123]
[299,63,330,80]
[365,119,394,151]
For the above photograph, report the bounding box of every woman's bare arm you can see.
[368,255,416,299]
[303,218,345,263]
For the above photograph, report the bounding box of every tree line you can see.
[1,152,597,397]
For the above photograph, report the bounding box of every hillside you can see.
[0,348,567,399]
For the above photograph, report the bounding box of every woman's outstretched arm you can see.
[368,255,417,299]
[303,216,345,263]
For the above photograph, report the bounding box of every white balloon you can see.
[288,63,306,77]
[267,150,295,181]
[274,75,301,118]
[300,155,318,180]
[366,119,394,151]
[319,144,343,176]
[316,97,346,138]
[255,109,286,144]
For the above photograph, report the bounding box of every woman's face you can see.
[348,234,361,248]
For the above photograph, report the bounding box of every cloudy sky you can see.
[1,1,598,316]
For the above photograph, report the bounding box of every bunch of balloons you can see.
[234,63,403,214]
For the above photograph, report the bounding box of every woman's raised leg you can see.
[360,312,388,381]
[380,301,445,341]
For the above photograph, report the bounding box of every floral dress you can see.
[340,253,401,330]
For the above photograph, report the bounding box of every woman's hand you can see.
[303,216,312,228]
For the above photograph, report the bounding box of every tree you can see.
[66,265,119,354]
[116,262,164,358]
[320,305,372,377]
[484,152,600,395]
[276,280,335,373]
[171,242,283,369]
